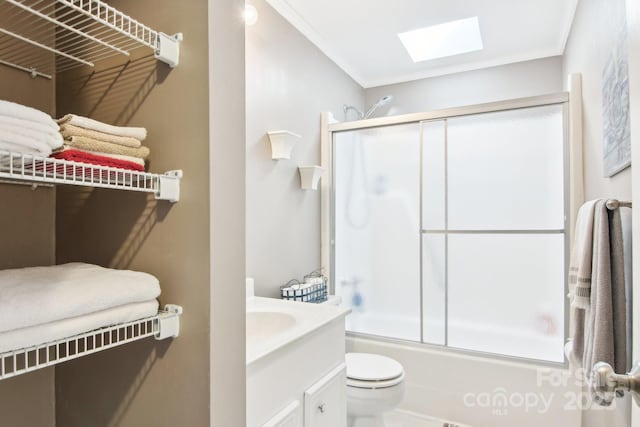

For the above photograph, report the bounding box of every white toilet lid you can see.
[345,353,404,382]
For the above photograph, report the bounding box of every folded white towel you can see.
[0,125,63,151]
[0,131,50,155]
[0,100,58,131]
[0,131,56,158]
[0,141,47,157]
[57,114,147,141]
[0,300,159,353]
[0,115,60,138]
[0,263,161,333]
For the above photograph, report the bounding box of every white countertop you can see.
[246,297,350,365]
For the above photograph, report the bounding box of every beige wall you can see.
[245,0,365,297]
[53,0,219,426]
[0,66,56,427]
[0,2,246,426]
[563,0,632,202]
[364,56,564,115]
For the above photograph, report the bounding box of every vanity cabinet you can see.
[246,297,349,427]
[263,401,302,427]
[304,364,346,427]
[262,364,346,427]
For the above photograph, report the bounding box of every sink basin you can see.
[246,311,296,339]
[246,297,351,365]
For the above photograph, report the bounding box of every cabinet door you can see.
[304,363,346,427]
[262,400,302,427]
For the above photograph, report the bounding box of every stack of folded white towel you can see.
[0,100,63,157]
[0,263,161,353]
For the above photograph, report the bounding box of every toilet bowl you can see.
[345,352,405,427]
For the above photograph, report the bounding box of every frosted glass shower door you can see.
[421,120,446,345]
[445,105,566,362]
[334,123,421,341]
[332,102,566,362]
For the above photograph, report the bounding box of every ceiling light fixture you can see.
[244,4,258,26]
[398,17,483,63]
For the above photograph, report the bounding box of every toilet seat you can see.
[345,352,405,389]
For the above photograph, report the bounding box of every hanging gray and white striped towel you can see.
[569,200,598,310]
[569,199,627,376]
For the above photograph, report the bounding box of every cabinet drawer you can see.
[262,400,302,427]
[304,363,346,427]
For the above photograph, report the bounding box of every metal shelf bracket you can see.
[156,169,183,202]
[155,304,183,340]
[156,33,183,68]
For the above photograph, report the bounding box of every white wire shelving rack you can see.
[0,304,182,381]
[0,150,182,201]
[0,0,182,79]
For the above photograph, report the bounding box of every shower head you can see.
[343,95,394,121]
[363,95,393,119]
[377,95,393,106]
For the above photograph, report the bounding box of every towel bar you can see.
[606,200,632,210]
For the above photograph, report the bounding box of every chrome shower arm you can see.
[343,104,364,119]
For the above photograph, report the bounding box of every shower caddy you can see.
[0,0,184,380]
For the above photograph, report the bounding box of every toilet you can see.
[319,296,405,425]
[345,352,405,427]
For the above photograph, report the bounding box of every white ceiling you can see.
[265,0,578,88]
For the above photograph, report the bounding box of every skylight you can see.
[398,17,483,63]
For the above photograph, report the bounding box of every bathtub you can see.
[345,312,564,363]
[346,331,582,427]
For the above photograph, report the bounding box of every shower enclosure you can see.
[322,94,569,364]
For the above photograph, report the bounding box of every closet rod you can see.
[0,178,53,188]
[606,200,632,210]
[0,58,51,79]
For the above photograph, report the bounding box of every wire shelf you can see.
[0,150,181,201]
[0,304,182,381]
[0,0,181,79]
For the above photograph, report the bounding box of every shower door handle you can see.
[590,361,640,406]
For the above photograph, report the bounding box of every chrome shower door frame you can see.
[321,92,571,366]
